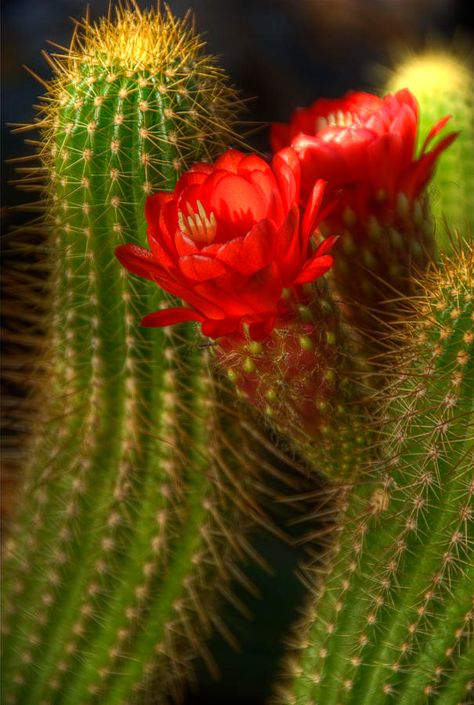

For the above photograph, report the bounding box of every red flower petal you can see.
[214,149,246,173]
[302,179,326,243]
[274,207,301,281]
[247,169,283,224]
[272,147,301,211]
[291,136,347,193]
[391,89,419,124]
[239,262,282,314]
[147,198,178,257]
[293,253,333,285]
[314,234,338,257]
[341,91,384,118]
[141,307,204,328]
[216,219,275,275]
[420,115,452,154]
[366,132,404,197]
[211,174,267,227]
[389,103,418,163]
[174,229,198,256]
[179,254,229,281]
[173,166,211,202]
[187,162,214,176]
[201,317,241,338]
[320,127,376,182]
[238,153,273,175]
[402,131,459,199]
[115,244,227,318]
[145,192,174,226]
[194,280,253,317]
[115,243,169,282]
[148,234,178,270]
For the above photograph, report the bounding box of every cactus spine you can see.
[274,245,474,705]
[386,50,474,253]
[1,6,260,705]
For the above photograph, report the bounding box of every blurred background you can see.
[1,1,472,703]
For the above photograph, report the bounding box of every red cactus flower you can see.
[271,89,457,221]
[115,149,335,340]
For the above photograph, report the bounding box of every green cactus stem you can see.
[386,49,474,254]
[274,244,474,705]
[0,6,266,705]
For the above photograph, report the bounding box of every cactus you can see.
[273,244,474,705]
[0,6,266,705]
[386,50,474,253]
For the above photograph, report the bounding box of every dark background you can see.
[1,1,472,704]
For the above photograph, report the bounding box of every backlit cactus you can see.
[1,6,262,705]
[274,245,474,705]
[386,50,474,253]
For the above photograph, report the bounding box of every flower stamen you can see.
[317,111,358,131]
[178,200,217,244]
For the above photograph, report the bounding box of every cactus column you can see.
[274,245,474,705]
[386,51,474,253]
[1,6,261,705]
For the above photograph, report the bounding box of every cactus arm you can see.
[349,309,474,704]
[1,7,256,705]
[274,249,474,705]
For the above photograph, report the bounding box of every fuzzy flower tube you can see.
[116,148,367,475]
[271,89,457,344]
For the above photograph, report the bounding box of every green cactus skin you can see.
[386,50,474,254]
[273,246,474,705]
[0,7,262,705]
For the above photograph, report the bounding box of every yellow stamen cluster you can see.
[178,201,217,244]
[316,111,361,131]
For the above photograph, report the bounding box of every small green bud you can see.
[243,357,256,373]
[299,335,314,352]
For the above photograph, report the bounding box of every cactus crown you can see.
[67,4,212,71]
[35,2,243,200]
[386,49,472,106]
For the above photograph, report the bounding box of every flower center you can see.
[178,200,217,244]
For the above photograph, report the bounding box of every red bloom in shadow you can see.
[271,89,457,221]
[116,149,335,340]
